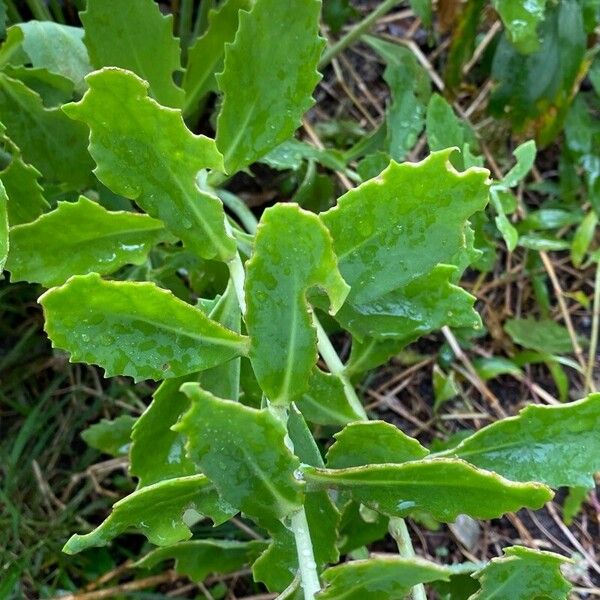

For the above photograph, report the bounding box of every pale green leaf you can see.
[0,179,7,271]
[136,540,268,582]
[0,154,50,227]
[0,73,92,187]
[437,394,600,488]
[504,317,575,354]
[318,556,452,600]
[64,68,235,262]
[40,273,249,381]
[571,211,597,268]
[130,377,198,487]
[0,27,26,69]
[15,21,91,93]
[176,384,303,522]
[493,0,548,54]
[81,0,184,107]
[502,140,537,188]
[563,486,587,525]
[7,197,165,287]
[433,365,460,411]
[296,367,366,426]
[303,459,552,521]
[320,150,489,339]
[215,0,324,173]
[81,415,136,457]
[472,356,522,380]
[182,0,251,115]
[245,204,349,405]
[63,475,236,554]
[326,421,429,469]
[3,64,74,107]
[470,545,571,600]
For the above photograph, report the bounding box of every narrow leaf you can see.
[470,545,571,600]
[245,204,349,405]
[215,0,324,172]
[502,140,537,188]
[326,421,429,469]
[303,459,552,522]
[81,0,184,107]
[438,394,600,488]
[63,475,236,554]
[136,540,268,582]
[318,556,452,600]
[64,68,235,262]
[7,197,165,287]
[40,273,248,382]
[0,179,7,271]
[176,384,303,522]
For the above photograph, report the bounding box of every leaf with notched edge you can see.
[63,475,236,554]
[245,204,349,405]
[64,68,235,262]
[319,150,489,340]
[303,459,552,522]
[215,0,324,173]
[7,197,165,287]
[40,273,248,382]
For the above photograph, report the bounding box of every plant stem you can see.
[26,0,53,20]
[313,316,368,420]
[179,0,195,61]
[218,189,258,234]
[268,403,321,600]
[388,518,427,600]
[319,0,401,68]
[586,259,600,393]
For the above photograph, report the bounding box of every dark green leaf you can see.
[40,273,248,381]
[81,415,136,456]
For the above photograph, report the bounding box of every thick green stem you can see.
[313,316,368,420]
[586,260,600,393]
[319,0,402,68]
[389,518,427,600]
[268,403,321,600]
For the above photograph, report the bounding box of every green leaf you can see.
[40,273,248,382]
[0,154,50,227]
[81,0,184,107]
[318,557,452,600]
[14,22,91,94]
[0,179,7,271]
[502,140,537,188]
[563,486,587,525]
[2,65,73,107]
[215,0,324,173]
[571,210,597,268]
[81,415,136,457]
[182,0,251,115]
[433,365,460,411]
[493,0,547,54]
[504,317,575,354]
[136,540,268,582]
[245,204,349,405]
[176,384,303,522]
[322,0,357,34]
[437,394,600,488]
[470,545,572,600]
[63,475,236,554]
[303,459,552,521]
[296,367,366,426]
[472,356,522,380]
[64,68,235,262]
[7,197,165,287]
[130,377,198,487]
[0,73,92,187]
[320,150,489,339]
[326,421,429,469]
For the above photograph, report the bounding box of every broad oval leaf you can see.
[245,204,349,405]
[215,0,324,173]
[318,556,452,600]
[176,384,303,522]
[81,0,184,107]
[470,545,572,600]
[63,475,236,554]
[63,68,236,262]
[40,273,249,381]
[303,459,552,522]
[319,149,489,339]
[7,197,165,287]
[437,394,600,488]
[326,421,429,469]
[136,539,268,582]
